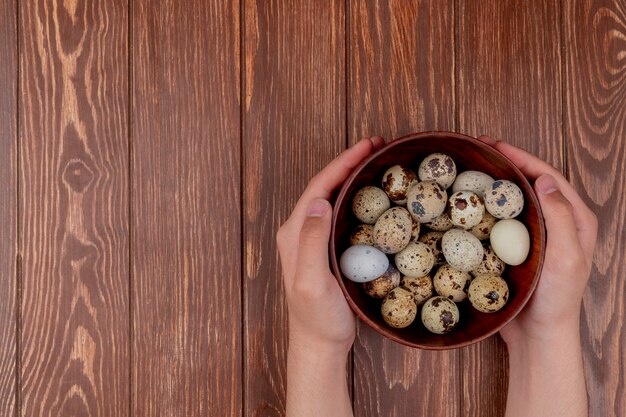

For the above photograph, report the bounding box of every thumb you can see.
[534,174,581,250]
[296,199,333,275]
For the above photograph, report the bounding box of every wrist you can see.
[506,324,582,364]
[289,335,352,364]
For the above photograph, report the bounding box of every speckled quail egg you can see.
[373,207,412,254]
[400,274,433,305]
[421,296,460,334]
[363,264,401,298]
[425,212,454,232]
[381,287,418,328]
[411,217,421,241]
[468,210,497,240]
[394,241,435,277]
[406,181,447,223]
[452,170,495,198]
[468,274,509,313]
[441,229,484,272]
[433,264,472,302]
[471,246,506,277]
[350,224,375,246]
[418,231,445,265]
[418,153,457,189]
[352,186,391,224]
[381,165,418,205]
[448,191,485,230]
[490,219,530,266]
[484,180,524,219]
[340,244,389,283]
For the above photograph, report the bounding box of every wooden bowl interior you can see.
[330,132,545,349]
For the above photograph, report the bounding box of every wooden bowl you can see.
[330,132,546,350]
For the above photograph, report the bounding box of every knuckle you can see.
[291,277,327,302]
[299,218,324,244]
[587,210,599,230]
[551,196,575,218]
[276,225,286,244]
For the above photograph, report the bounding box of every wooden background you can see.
[0,0,624,416]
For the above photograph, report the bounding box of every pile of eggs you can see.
[339,153,531,334]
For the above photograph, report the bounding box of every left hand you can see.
[276,137,385,355]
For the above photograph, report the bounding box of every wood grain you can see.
[564,1,626,415]
[19,0,129,416]
[243,0,346,415]
[457,0,563,415]
[0,0,17,414]
[347,1,458,416]
[131,0,241,415]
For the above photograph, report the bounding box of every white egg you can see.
[452,170,494,197]
[489,219,530,266]
[340,244,390,283]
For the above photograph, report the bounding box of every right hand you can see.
[476,136,599,345]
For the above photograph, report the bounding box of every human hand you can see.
[276,137,385,356]
[477,136,598,346]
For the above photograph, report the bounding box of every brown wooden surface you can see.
[131,0,241,415]
[19,0,129,416]
[0,0,16,414]
[347,3,459,414]
[456,1,564,415]
[2,0,624,416]
[243,1,346,415]
[564,1,626,414]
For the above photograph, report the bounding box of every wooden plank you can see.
[0,0,17,414]
[563,1,626,415]
[348,1,458,416]
[19,0,129,416]
[457,0,563,415]
[131,0,241,415]
[243,0,346,414]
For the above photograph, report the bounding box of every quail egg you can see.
[468,274,509,313]
[350,224,375,246]
[490,219,530,266]
[418,231,445,265]
[394,241,435,277]
[468,210,497,240]
[421,296,460,334]
[381,287,418,328]
[411,217,421,241]
[452,170,495,198]
[340,244,389,283]
[448,191,485,230]
[381,165,418,205]
[406,181,447,223]
[441,229,484,272]
[484,180,524,219]
[418,153,457,189]
[471,246,506,276]
[400,274,433,305]
[433,264,472,302]
[363,264,401,298]
[352,186,391,224]
[373,207,413,254]
[425,212,454,232]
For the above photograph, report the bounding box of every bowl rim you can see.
[330,131,546,350]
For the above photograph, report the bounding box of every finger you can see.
[369,136,386,150]
[534,174,586,260]
[292,199,335,294]
[477,135,498,146]
[479,139,597,248]
[288,138,375,227]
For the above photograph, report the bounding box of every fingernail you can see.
[307,199,330,217]
[536,174,558,194]
[478,135,497,145]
